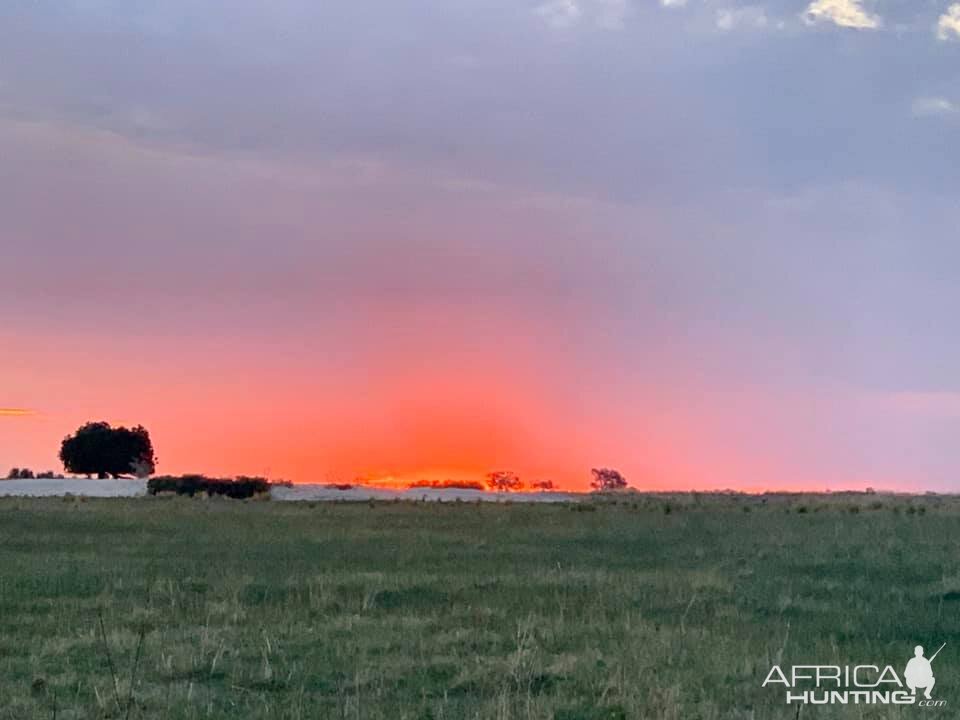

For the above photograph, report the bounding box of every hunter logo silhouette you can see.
[905,643,944,700]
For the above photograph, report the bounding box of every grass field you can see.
[0,493,957,719]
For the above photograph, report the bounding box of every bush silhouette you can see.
[409,479,485,491]
[486,471,523,492]
[60,422,156,478]
[590,468,628,492]
[6,468,36,479]
[147,475,270,499]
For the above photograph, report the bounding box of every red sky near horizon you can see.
[2,301,942,492]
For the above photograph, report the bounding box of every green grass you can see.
[0,493,957,719]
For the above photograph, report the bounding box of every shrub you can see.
[147,475,271,499]
[408,480,485,491]
[10,468,36,479]
[485,471,523,492]
[324,483,354,491]
[590,468,628,492]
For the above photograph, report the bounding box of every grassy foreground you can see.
[0,493,957,719]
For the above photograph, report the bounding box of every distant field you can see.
[0,493,956,719]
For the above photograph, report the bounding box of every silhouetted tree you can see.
[590,467,628,492]
[532,480,556,491]
[486,471,523,492]
[8,468,62,479]
[60,422,156,478]
[6,468,37,479]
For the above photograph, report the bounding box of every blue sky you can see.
[2,0,959,488]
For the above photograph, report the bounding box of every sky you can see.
[2,0,959,491]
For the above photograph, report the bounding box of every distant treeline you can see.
[5,468,65,480]
[408,479,486,491]
[147,475,290,499]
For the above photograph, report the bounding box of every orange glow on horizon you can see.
[0,326,941,495]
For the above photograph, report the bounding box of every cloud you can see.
[535,0,582,28]
[912,96,958,117]
[0,408,36,417]
[716,6,769,31]
[534,0,629,30]
[803,0,880,29]
[660,0,687,7]
[938,4,960,40]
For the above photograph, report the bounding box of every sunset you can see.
[2,1,959,717]
[3,1,959,493]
